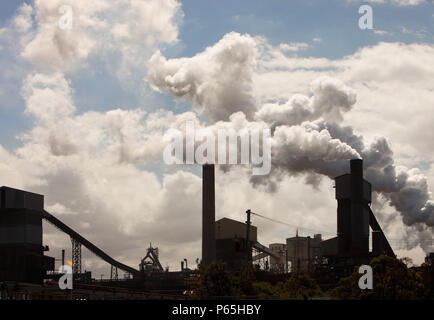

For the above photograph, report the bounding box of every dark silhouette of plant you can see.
[277,272,323,299]
[194,262,238,298]
[329,255,428,300]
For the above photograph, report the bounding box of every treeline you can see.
[193,254,434,299]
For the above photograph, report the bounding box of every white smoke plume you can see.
[149,33,434,252]
[148,32,258,121]
[256,77,357,127]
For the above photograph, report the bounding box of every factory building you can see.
[0,187,54,283]
[287,234,321,273]
[215,217,257,270]
[318,159,395,272]
[247,159,394,276]
[268,243,287,273]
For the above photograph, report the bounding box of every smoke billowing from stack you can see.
[202,164,216,266]
[149,32,434,253]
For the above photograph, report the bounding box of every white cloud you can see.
[400,26,429,39]
[373,30,393,36]
[13,3,33,33]
[391,0,427,6]
[346,0,427,6]
[279,42,310,52]
[20,0,182,78]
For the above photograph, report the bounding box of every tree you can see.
[361,255,424,299]
[278,272,323,299]
[420,253,434,299]
[329,255,427,300]
[252,281,279,299]
[236,266,256,296]
[328,268,360,300]
[194,262,238,299]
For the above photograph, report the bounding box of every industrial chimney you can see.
[336,159,370,257]
[350,159,369,255]
[202,164,216,266]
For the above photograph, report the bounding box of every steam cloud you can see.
[149,32,434,252]
[148,32,257,121]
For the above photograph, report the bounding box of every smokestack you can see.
[202,164,216,266]
[350,159,363,197]
[350,159,369,255]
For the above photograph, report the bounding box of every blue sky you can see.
[178,0,433,57]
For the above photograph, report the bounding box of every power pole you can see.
[246,209,252,265]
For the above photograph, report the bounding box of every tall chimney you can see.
[202,164,216,266]
[350,159,369,255]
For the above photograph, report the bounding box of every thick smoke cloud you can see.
[149,33,434,252]
[148,32,257,121]
[255,77,357,127]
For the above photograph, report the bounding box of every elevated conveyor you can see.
[252,241,281,261]
[42,210,141,278]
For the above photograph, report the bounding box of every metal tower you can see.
[71,237,82,274]
[110,265,118,280]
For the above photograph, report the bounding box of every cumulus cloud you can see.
[4,94,205,272]
[21,0,182,78]
[279,42,309,52]
[13,3,33,33]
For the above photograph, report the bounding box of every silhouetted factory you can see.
[0,159,397,299]
[208,159,395,278]
[0,187,54,283]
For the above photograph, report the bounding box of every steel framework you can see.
[110,266,118,280]
[71,237,82,274]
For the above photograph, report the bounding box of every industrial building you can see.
[0,187,54,283]
[215,217,257,270]
[0,186,194,299]
[287,234,321,273]
[0,158,399,299]
[318,159,395,275]
[268,243,287,273]
[214,159,395,278]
